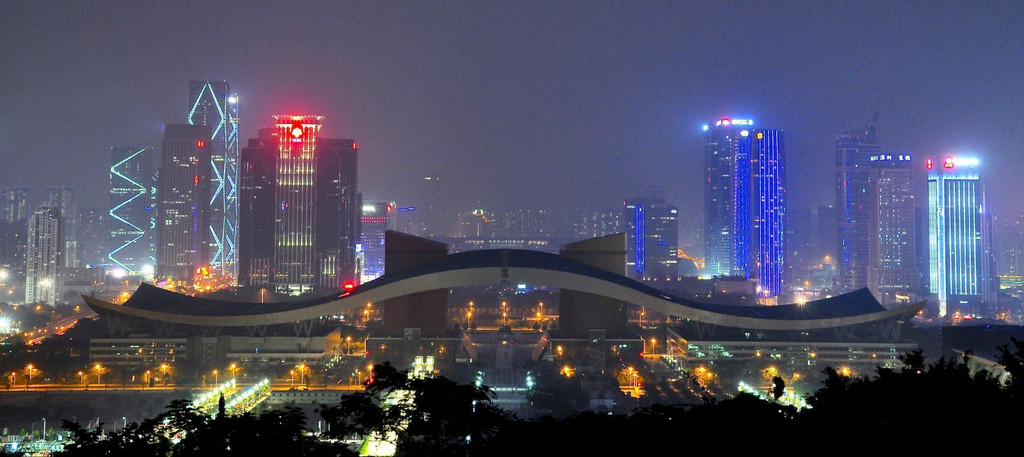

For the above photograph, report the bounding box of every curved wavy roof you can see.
[84,248,923,330]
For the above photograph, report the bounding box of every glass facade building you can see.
[108,146,153,275]
[188,80,240,282]
[703,118,786,299]
[927,156,995,318]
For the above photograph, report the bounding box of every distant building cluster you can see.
[0,88,1014,324]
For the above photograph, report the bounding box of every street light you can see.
[144,370,151,387]
[93,363,104,385]
[212,369,219,385]
[297,363,307,387]
[229,362,237,379]
[25,364,35,386]
[346,336,352,355]
[78,371,85,387]
[160,364,170,386]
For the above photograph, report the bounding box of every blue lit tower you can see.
[927,155,996,318]
[749,129,786,300]
[359,201,396,283]
[702,118,786,300]
[703,118,750,277]
[188,80,240,282]
[108,146,153,275]
[835,117,880,292]
[622,198,678,281]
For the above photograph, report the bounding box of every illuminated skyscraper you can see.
[188,80,240,282]
[622,198,678,281]
[108,146,154,275]
[0,188,29,224]
[359,201,396,283]
[156,125,212,280]
[25,205,63,304]
[238,116,359,294]
[927,155,996,318]
[866,154,917,305]
[835,118,880,292]
[749,129,786,299]
[702,118,786,299]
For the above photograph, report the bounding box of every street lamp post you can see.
[229,363,237,379]
[346,336,352,355]
[78,371,85,387]
[160,364,169,387]
[26,364,34,386]
[212,369,219,385]
[94,363,104,385]
[144,370,151,387]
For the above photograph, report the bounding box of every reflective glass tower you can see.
[834,118,880,292]
[703,118,786,300]
[188,80,240,282]
[927,155,995,318]
[156,125,212,280]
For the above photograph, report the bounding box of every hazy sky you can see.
[3,1,1023,238]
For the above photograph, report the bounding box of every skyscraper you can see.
[834,118,881,292]
[359,201,396,283]
[0,187,29,279]
[622,198,678,281]
[866,154,918,305]
[25,205,63,304]
[188,80,240,282]
[108,146,153,275]
[47,187,76,269]
[702,118,786,300]
[927,155,996,318]
[238,116,359,294]
[156,125,212,280]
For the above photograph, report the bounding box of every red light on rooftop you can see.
[343,281,355,291]
[926,158,933,169]
[290,122,303,139]
[352,142,358,150]
[943,156,955,169]
[196,140,205,148]
[385,205,392,213]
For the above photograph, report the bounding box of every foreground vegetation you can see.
[34,338,1024,456]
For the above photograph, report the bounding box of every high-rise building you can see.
[927,155,996,318]
[238,116,359,294]
[834,117,881,292]
[574,208,622,240]
[702,118,786,299]
[156,125,213,280]
[25,205,63,304]
[866,154,917,305]
[188,80,240,282]
[1,188,29,224]
[622,198,678,281]
[76,207,109,269]
[108,146,154,275]
[359,201,396,283]
[0,187,30,279]
[47,187,76,269]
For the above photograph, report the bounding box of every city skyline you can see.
[3,1,1023,240]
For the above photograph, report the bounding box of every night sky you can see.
[3,1,1023,243]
